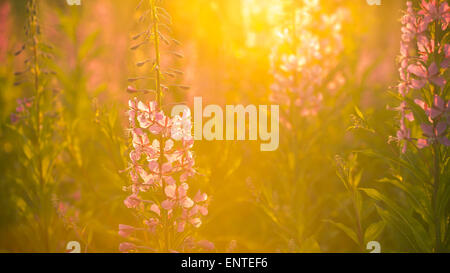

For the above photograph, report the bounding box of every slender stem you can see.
[150,0,169,252]
[31,8,43,190]
[432,144,441,252]
[152,2,162,108]
[29,0,48,252]
[351,188,364,251]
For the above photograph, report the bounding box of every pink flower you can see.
[171,109,193,142]
[177,221,186,233]
[398,2,418,96]
[417,122,450,148]
[392,102,415,122]
[190,204,208,217]
[429,95,449,122]
[118,224,135,238]
[197,240,215,251]
[417,35,434,62]
[57,202,68,215]
[147,160,176,185]
[407,62,446,89]
[415,98,432,117]
[397,126,411,154]
[401,2,419,42]
[442,44,450,68]
[163,183,194,209]
[119,242,137,253]
[418,0,450,32]
[150,203,160,216]
[190,217,202,228]
[415,95,449,123]
[10,98,33,124]
[165,184,177,199]
[144,218,159,233]
[127,85,138,93]
[388,118,412,154]
[179,191,209,232]
[10,113,19,124]
[124,194,141,209]
[194,191,208,203]
[161,199,175,210]
[131,128,150,153]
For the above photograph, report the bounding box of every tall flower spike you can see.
[391,1,449,153]
[120,0,211,253]
[9,0,63,252]
[270,0,347,125]
[392,1,418,153]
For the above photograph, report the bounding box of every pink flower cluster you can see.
[55,201,80,229]
[10,97,33,124]
[270,1,347,120]
[119,98,210,252]
[392,0,449,153]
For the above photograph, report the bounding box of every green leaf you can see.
[364,221,385,244]
[375,206,421,252]
[378,176,431,223]
[353,170,363,188]
[357,149,428,186]
[23,143,33,160]
[325,220,359,246]
[361,188,431,252]
[354,106,364,120]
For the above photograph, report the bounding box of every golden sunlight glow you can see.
[1,0,444,255]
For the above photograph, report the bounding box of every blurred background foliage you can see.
[0,0,443,252]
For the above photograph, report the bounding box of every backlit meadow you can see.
[0,0,449,253]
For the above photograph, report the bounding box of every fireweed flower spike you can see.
[270,0,347,123]
[392,2,417,153]
[120,0,212,253]
[388,0,448,252]
[8,0,66,251]
[392,0,449,153]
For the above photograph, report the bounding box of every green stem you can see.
[352,189,364,251]
[150,0,169,252]
[29,0,48,252]
[432,144,441,252]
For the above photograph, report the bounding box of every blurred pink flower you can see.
[197,240,215,251]
[119,242,137,253]
[118,224,135,238]
[389,121,412,154]
[124,193,141,209]
[269,2,347,119]
[145,218,160,233]
[10,98,33,124]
